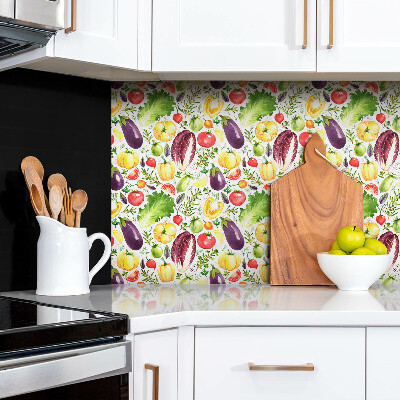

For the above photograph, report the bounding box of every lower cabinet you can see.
[194,327,365,400]
[132,326,398,400]
[133,329,178,400]
[367,327,398,400]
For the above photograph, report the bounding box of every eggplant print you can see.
[221,117,245,149]
[210,81,226,89]
[273,130,298,171]
[379,231,399,270]
[111,168,124,191]
[312,81,327,89]
[210,267,226,285]
[374,130,399,171]
[210,167,226,191]
[171,130,196,171]
[323,117,346,149]
[171,231,196,273]
[221,218,244,250]
[120,117,143,149]
[120,219,143,250]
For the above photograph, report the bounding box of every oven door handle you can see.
[0,341,131,399]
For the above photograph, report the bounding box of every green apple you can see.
[336,226,365,253]
[364,238,387,255]
[328,249,347,255]
[331,240,340,250]
[351,247,376,255]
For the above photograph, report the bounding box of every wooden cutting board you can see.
[270,134,363,285]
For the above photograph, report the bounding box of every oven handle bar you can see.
[0,340,131,399]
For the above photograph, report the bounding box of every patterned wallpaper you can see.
[111,81,400,285]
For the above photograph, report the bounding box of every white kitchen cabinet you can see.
[195,327,365,400]
[366,327,399,400]
[152,0,317,74]
[133,329,178,400]
[317,0,400,73]
[54,0,137,69]
[0,0,156,81]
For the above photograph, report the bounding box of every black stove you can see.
[0,295,128,356]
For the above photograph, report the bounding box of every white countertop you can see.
[3,284,400,333]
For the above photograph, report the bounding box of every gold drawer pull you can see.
[65,0,77,33]
[327,0,333,49]
[302,0,308,49]
[249,362,314,371]
[145,363,159,400]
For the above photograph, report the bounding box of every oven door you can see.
[0,341,131,399]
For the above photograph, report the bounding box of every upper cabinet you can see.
[152,0,317,73]
[1,0,400,79]
[0,0,156,81]
[317,0,400,73]
[54,0,137,69]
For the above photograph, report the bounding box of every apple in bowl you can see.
[317,226,390,290]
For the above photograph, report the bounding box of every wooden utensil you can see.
[72,189,88,228]
[49,185,63,220]
[64,187,75,227]
[48,174,68,224]
[21,156,44,181]
[24,166,50,218]
[270,134,363,285]
[30,184,44,216]
[47,173,67,192]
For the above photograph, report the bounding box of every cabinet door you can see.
[367,327,399,400]
[133,329,177,400]
[54,0,137,69]
[195,327,365,400]
[318,0,400,72]
[152,0,316,72]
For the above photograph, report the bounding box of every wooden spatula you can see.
[30,184,44,216]
[49,186,63,220]
[24,166,50,218]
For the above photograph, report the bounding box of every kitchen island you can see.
[3,284,400,400]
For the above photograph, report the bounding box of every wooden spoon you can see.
[47,173,67,192]
[72,190,88,228]
[24,166,50,217]
[48,174,67,223]
[30,184,44,216]
[49,185,63,220]
[21,156,44,181]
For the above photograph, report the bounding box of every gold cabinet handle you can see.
[249,363,314,371]
[327,0,333,49]
[302,0,308,49]
[145,363,159,400]
[65,0,77,33]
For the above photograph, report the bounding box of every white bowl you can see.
[317,252,390,291]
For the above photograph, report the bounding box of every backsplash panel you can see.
[111,81,400,285]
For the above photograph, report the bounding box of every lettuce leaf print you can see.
[363,191,378,218]
[239,91,276,127]
[340,90,378,127]
[239,191,270,228]
[137,191,175,228]
[137,91,175,126]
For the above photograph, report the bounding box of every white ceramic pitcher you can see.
[36,216,111,296]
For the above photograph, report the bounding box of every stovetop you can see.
[0,296,128,356]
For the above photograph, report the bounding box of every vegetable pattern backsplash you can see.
[111,81,400,285]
